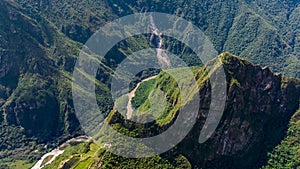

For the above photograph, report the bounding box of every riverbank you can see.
[31,136,91,169]
[126,75,158,119]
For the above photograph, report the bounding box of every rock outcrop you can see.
[178,53,300,168]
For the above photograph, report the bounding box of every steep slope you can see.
[14,0,300,77]
[0,0,299,168]
[263,108,300,168]
[0,0,156,165]
[177,53,300,168]
[41,53,300,169]
[0,1,108,166]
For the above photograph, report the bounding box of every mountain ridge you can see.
[13,0,300,77]
[39,53,300,169]
[0,0,299,168]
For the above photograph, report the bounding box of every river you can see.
[33,15,171,168]
[126,75,158,119]
[126,15,171,119]
[31,136,91,169]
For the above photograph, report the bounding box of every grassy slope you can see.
[42,141,191,169]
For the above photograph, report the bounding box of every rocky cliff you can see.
[178,53,300,168]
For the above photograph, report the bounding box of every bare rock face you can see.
[179,53,300,169]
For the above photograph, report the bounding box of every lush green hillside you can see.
[39,140,191,169]
[0,0,299,168]
[263,108,300,168]
[14,0,300,77]
[0,0,111,166]
[40,53,300,169]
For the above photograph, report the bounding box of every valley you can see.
[0,0,299,168]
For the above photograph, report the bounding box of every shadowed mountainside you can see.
[0,0,299,168]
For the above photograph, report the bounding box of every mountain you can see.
[38,53,300,169]
[0,0,299,168]
[0,1,83,166]
[14,0,300,77]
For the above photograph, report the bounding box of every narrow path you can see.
[126,75,158,119]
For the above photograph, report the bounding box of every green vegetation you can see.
[43,141,98,169]
[132,79,157,109]
[12,0,300,78]
[0,0,300,168]
[41,139,191,169]
[263,109,300,169]
[0,124,42,168]
[41,155,54,167]
[230,78,241,88]
[104,53,300,168]
[0,160,34,169]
